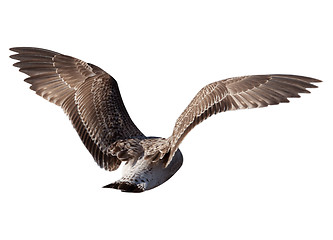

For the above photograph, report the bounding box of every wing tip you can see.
[9,53,19,61]
[271,74,322,83]
[9,47,59,57]
[9,47,19,52]
[10,47,23,60]
[9,47,32,54]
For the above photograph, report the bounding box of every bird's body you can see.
[10,47,321,192]
[104,137,183,192]
[107,145,183,192]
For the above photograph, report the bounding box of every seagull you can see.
[10,47,321,192]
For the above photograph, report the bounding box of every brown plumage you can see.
[166,74,321,166]
[11,47,144,171]
[10,47,321,192]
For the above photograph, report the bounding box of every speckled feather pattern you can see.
[10,47,321,192]
[10,47,144,171]
[166,74,321,166]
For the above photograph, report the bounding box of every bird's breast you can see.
[118,149,183,191]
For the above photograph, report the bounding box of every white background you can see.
[0,1,332,239]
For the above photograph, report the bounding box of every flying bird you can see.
[10,47,321,192]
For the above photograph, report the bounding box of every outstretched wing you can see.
[166,74,321,166]
[10,47,145,171]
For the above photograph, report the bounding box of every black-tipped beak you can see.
[102,182,144,193]
[102,183,116,188]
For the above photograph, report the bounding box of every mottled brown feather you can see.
[166,74,321,165]
[11,47,321,173]
[10,47,144,171]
